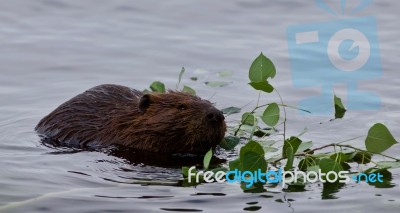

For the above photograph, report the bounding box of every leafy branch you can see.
[164,52,400,192]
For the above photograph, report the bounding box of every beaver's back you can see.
[35,84,142,147]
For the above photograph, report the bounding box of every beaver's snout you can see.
[206,108,225,124]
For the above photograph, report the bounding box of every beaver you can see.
[35,84,226,154]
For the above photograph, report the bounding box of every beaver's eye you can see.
[177,104,187,110]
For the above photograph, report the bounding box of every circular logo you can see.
[327,28,370,71]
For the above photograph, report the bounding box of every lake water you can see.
[0,0,399,212]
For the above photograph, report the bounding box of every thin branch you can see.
[272,143,400,164]
[275,89,287,142]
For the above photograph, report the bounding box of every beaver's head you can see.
[130,91,226,154]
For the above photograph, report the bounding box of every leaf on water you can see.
[150,81,166,93]
[296,141,313,154]
[330,152,347,164]
[238,141,266,173]
[229,158,242,171]
[205,81,231,87]
[377,161,400,169]
[221,106,241,115]
[182,166,190,178]
[261,103,280,127]
[351,151,372,164]
[241,112,256,126]
[203,148,213,170]
[220,136,240,151]
[283,137,302,170]
[298,157,318,171]
[259,140,276,147]
[242,151,267,173]
[177,67,185,89]
[248,52,276,83]
[334,94,346,119]
[263,146,279,153]
[285,148,295,171]
[282,136,302,158]
[182,85,196,95]
[240,141,265,157]
[217,71,233,77]
[253,129,275,137]
[307,165,320,173]
[365,123,398,153]
[318,158,344,181]
[248,82,274,93]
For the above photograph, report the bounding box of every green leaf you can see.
[182,85,196,95]
[248,52,276,83]
[258,140,276,147]
[248,82,274,93]
[190,77,198,81]
[319,158,344,181]
[177,67,185,89]
[258,140,277,153]
[282,136,302,158]
[217,71,233,77]
[240,141,265,157]
[307,165,320,173]
[182,166,190,178]
[221,106,241,115]
[261,103,280,127]
[239,141,266,173]
[242,151,267,173]
[220,136,240,151]
[296,141,313,153]
[298,157,318,171]
[365,123,398,153]
[241,112,256,126]
[334,94,346,119]
[363,167,390,175]
[330,152,347,164]
[377,161,400,169]
[150,81,166,93]
[203,148,213,170]
[352,151,372,164]
[239,124,258,134]
[229,158,242,171]
[283,137,302,170]
[205,81,230,87]
[285,148,295,171]
[263,145,279,153]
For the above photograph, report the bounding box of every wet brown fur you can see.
[35,84,226,154]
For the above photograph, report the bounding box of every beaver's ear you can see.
[139,94,153,113]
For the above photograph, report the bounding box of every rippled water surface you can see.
[1,0,399,212]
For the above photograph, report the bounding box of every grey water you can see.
[0,0,399,212]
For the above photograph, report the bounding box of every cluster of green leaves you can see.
[146,67,196,95]
[146,67,234,95]
[181,52,399,191]
[146,53,399,192]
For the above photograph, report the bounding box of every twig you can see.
[275,89,287,142]
[272,143,400,164]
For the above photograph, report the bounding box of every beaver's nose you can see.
[206,109,225,123]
